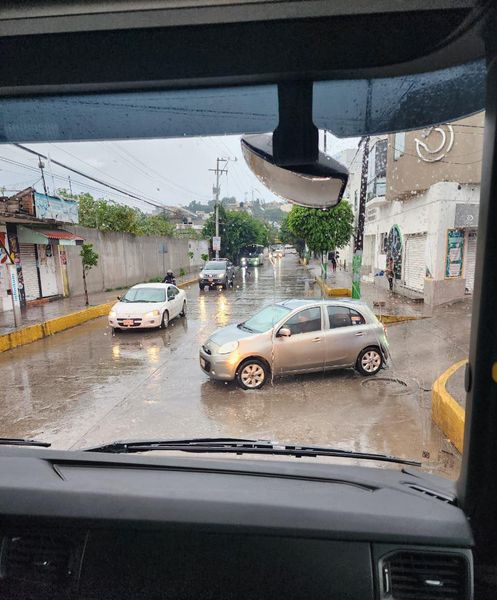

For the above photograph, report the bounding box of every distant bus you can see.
[239,244,265,266]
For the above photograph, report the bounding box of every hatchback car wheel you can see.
[236,359,268,390]
[356,347,382,376]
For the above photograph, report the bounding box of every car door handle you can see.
[354,332,365,336]
[312,337,322,342]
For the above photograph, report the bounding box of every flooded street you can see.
[0,255,460,478]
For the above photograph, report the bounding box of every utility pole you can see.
[38,157,48,196]
[68,176,73,195]
[209,158,229,259]
[352,136,370,299]
[324,130,327,154]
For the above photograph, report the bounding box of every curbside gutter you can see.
[432,359,467,453]
[0,277,198,354]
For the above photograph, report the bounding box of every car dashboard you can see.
[0,448,473,600]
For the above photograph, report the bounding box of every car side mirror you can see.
[116,296,121,300]
[277,327,292,337]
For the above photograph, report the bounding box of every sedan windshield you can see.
[204,262,225,271]
[242,304,291,333]
[121,288,166,303]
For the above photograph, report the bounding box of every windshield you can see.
[0,80,482,480]
[122,288,166,303]
[240,245,263,256]
[204,262,226,271]
[242,304,291,333]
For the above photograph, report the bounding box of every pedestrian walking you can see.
[385,257,394,292]
[328,250,337,273]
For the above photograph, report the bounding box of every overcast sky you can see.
[0,132,357,213]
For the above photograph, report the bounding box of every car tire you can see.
[180,301,187,317]
[356,346,383,376]
[111,327,118,334]
[236,358,269,390]
[161,311,169,329]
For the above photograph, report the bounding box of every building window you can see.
[380,233,388,254]
[394,132,406,160]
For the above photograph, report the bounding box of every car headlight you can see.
[144,309,161,318]
[199,272,204,279]
[217,340,239,354]
[219,272,225,278]
[109,310,116,318]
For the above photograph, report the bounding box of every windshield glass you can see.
[242,304,291,333]
[0,81,482,480]
[204,262,226,271]
[122,288,166,303]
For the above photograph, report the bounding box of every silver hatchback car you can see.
[199,299,390,389]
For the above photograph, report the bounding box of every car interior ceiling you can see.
[1,1,497,599]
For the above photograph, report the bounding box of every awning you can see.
[17,225,84,246]
[37,229,84,246]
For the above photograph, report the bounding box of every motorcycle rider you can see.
[163,270,176,284]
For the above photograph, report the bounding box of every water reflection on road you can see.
[0,255,459,478]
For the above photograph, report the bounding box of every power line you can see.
[13,144,176,212]
[112,142,211,200]
[0,154,146,209]
[50,143,163,201]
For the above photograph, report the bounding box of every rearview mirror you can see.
[241,133,348,209]
[277,327,292,337]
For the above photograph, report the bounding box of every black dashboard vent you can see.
[384,551,468,600]
[0,533,79,585]
[405,483,455,504]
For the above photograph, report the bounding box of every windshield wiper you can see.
[84,437,420,466]
[0,437,51,448]
[237,323,255,332]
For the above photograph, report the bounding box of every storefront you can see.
[15,225,83,304]
[0,225,11,312]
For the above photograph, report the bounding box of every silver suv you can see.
[199,299,389,389]
[199,259,235,290]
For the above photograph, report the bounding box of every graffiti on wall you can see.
[386,224,403,280]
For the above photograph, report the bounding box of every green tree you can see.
[202,207,269,262]
[280,214,305,256]
[66,190,175,237]
[80,243,99,306]
[287,201,354,274]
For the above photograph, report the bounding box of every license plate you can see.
[208,277,213,281]
[123,319,134,326]
[200,357,206,368]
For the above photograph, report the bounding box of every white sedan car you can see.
[108,283,187,331]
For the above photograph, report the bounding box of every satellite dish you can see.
[241,133,348,209]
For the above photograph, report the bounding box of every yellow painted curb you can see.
[0,302,114,353]
[315,276,352,297]
[0,277,198,354]
[432,359,467,453]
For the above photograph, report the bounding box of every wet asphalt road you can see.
[0,255,461,478]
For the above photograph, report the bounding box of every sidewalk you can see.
[306,259,426,319]
[0,273,198,350]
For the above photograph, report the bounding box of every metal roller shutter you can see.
[19,243,41,301]
[464,231,477,293]
[404,233,427,292]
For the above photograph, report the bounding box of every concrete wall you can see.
[424,277,466,307]
[64,226,208,295]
